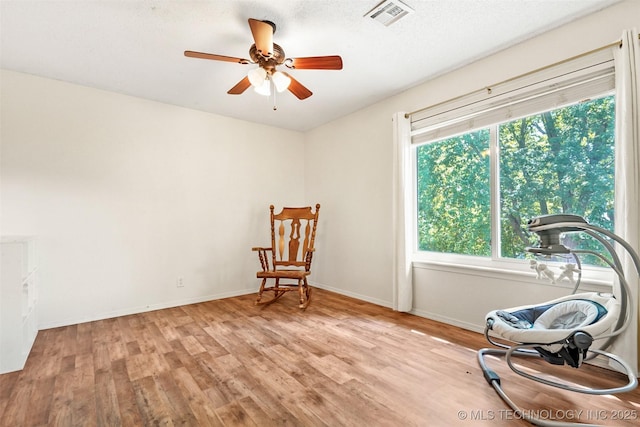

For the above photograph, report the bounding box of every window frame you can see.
[408,49,617,287]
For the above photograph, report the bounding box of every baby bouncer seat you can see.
[478,214,638,426]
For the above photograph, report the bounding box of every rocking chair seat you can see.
[257,269,310,279]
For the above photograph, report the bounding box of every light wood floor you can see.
[1,288,639,426]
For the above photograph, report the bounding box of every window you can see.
[416,129,490,256]
[409,48,616,268]
[416,96,615,265]
[499,96,615,264]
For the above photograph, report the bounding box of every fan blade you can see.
[287,56,343,70]
[184,51,250,64]
[228,76,251,95]
[248,18,274,58]
[283,73,312,100]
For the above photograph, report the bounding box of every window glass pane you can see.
[416,129,491,255]
[499,95,615,265]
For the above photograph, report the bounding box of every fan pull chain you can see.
[272,81,278,110]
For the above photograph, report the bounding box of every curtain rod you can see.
[404,35,637,120]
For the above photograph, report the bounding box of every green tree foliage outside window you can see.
[417,129,491,256]
[416,95,615,265]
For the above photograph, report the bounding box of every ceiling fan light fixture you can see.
[254,78,271,96]
[247,67,267,87]
[271,71,291,92]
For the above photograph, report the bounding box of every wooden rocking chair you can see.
[252,204,320,308]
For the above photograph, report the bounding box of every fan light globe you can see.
[272,71,291,92]
[247,67,267,87]
[254,78,271,96]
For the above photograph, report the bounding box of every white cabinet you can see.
[1,237,38,374]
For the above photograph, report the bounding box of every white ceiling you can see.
[0,0,623,132]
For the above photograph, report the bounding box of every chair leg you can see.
[256,278,288,306]
[273,278,286,301]
[298,278,311,309]
[255,278,268,305]
[257,277,311,308]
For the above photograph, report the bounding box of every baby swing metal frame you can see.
[477,214,639,427]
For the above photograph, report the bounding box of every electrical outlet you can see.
[177,277,184,288]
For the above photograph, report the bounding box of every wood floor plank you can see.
[0,370,20,419]
[2,288,640,426]
[1,377,35,425]
[215,401,259,427]
[73,353,96,391]
[131,376,174,427]
[196,353,252,406]
[259,344,327,388]
[234,395,274,426]
[76,322,94,355]
[242,355,330,426]
[94,370,123,427]
[154,370,200,426]
[180,321,229,358]
[168,339,216,395]
[170,366,224,426]
[47,372,74,426]
[180,335,207,356]
[142,321,175,355]
[125,351,171,382]
[312,376,422,427]
[204,320,261,362]
[110,358,144,427]
[92,342,112,374]
[306,353,354,385]
[227,370,305,426]
[71,384,98,427]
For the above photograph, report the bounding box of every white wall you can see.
[305,0,640,329]
[304,111,395,306]
[1,70,305,328]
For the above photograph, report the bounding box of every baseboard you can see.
[39,283,391,330]
[310,281,393,309]
[310,281,485,333]
[38,288,256,330]
[410,307,486,334]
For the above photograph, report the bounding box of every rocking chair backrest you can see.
[269,204,320,270]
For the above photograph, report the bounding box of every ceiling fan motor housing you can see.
[250,43,285,71]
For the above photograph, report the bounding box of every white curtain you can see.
[392,112,413,311]
[613,28,640,376]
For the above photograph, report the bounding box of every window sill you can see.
[412,255,614,292]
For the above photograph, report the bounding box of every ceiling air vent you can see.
[364,0,414,26]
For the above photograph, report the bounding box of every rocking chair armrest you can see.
[252,246,273,272]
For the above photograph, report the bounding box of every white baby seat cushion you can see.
[486,292,620,353]
[534,299,601,330]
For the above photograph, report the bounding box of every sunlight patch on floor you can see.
[430,336,452,345]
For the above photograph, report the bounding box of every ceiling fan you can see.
[184,18,343,100]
